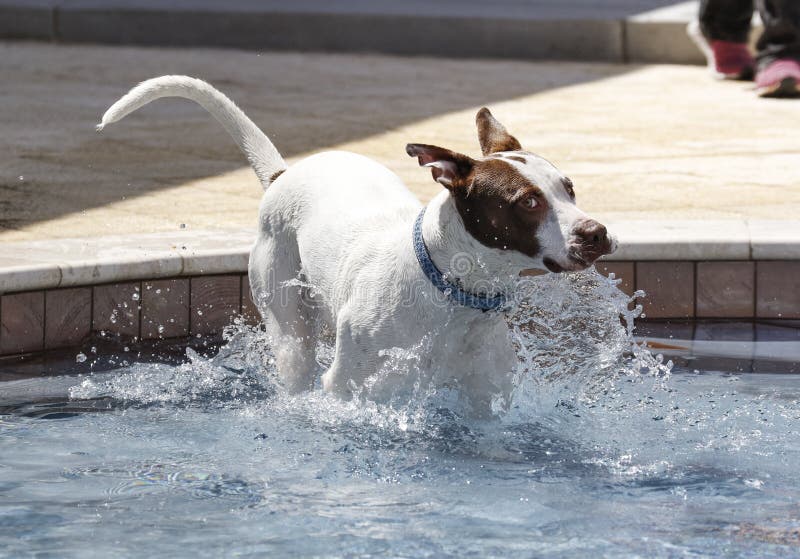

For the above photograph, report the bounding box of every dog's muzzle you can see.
[571,218,615,263]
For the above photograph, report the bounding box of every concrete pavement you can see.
[1,41,798,243]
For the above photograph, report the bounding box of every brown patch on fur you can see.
[453,158,545,258]
[269,169,285,183]
[406,142,545,258]
[504,155,527,164]
[406,144,475,186]
[476,107,522,155]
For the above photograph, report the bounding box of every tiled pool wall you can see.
[0,274,259,356]
[0,260,797,358]
[596,260,799,320]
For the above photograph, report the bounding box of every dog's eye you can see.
[522,196,538,210]
[563,178,576,199]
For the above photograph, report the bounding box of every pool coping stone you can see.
[2,220,797,294]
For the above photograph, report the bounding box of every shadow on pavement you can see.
[0,42,638,236]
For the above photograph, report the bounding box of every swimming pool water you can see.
[1,272,799,558]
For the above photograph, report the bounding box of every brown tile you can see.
[190,275,241,335]
[45,288,91,350]
[696,261,754,318]
[241,275,261,326]
[596,261,635,296]
[0,291,44,355]
[141,279,190,340]
[635,261,694,319]
[757,261,800,319]
[93,282,141,338]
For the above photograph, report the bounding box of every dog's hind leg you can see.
[249,235,317,393]
[320,309,377,398]
[320,327,350,397]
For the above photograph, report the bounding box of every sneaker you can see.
[755,59,800,97]
[687,19,755,80]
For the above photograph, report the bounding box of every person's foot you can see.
[755,59,800,97]
[687,20,755,80]
[709,41,756,79]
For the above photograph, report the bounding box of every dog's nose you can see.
[573,219,613,260]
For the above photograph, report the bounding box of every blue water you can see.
[1,272,799,558]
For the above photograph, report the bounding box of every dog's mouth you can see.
[543,251,591,274]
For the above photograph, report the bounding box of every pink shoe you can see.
[687,20,755,80]
[710,41,756,79]
[755,59,800,97]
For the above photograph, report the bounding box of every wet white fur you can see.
[99,76,614,416]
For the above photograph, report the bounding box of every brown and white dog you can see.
[99,76,616,415]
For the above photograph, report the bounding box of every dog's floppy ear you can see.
[476,107,521,155]
[406,143,475,191]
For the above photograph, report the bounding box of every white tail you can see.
[97,75,286,188]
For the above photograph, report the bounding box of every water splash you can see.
[72,271,655,411]
[69,270,674,445]
[67,268,800,476]
[504,270,667,420]
[70,320,277,407]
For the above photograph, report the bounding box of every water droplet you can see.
[75,352,87,363]
[18,175,24,181]
[158,325,165,334]
[123,346,130,352]
[197,310,203,316]
[155,289,161,294]
[132,293,140,301]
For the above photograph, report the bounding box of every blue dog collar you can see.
[413,206,507,312]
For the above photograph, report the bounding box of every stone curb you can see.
[1,221,798,294]
[0,0,718,64]
[0,229,253,294]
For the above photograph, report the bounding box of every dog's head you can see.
[406,108,616,273]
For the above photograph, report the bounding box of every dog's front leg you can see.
[458,320,518,418]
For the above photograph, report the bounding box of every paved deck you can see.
[1,41,798,243]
